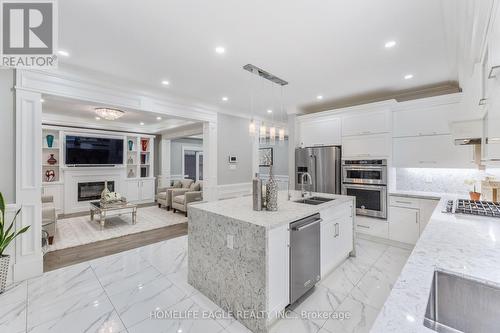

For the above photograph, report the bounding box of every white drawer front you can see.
[389,196,419,209]
[355,216,388,238]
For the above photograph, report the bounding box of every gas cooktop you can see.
[445,199,500,218]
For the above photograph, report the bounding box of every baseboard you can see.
[356,232,414,250]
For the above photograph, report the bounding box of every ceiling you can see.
[57,0,458,116]
[42,95,196,134]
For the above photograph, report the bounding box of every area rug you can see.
[48,206,187,252]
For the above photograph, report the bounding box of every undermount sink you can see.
[294,196,335,205]
[424,270,500,333]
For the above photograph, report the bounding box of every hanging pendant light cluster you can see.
[244,64,287,145]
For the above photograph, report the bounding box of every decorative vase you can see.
[127,156,134,165]
[469,191,481,201]
[128,169,135,178]
[46,135,54,148]
[141,139,149,152]
[0,255,10,294]
[45,170,55,182]
[128,140,134,151]
[47,154,57,165]
[101,181,110,201]
[266,166,278,211]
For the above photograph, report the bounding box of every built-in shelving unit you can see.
[126,136,139,178]
[42,128,61,183]
[140,137,151,178]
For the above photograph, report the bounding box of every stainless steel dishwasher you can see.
[290,213,321,304]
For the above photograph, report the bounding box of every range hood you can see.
[451,120,483,146]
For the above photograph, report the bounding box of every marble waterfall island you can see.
[187,191,355,333]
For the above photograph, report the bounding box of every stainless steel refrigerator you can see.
[295,146,342,194]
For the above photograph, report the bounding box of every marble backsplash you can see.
[395,168,500,195]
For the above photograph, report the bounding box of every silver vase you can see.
[0,255,10,294]
[266,166,278,211]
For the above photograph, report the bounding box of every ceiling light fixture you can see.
[156,116,162,120]
[404,74,414,80]
[40,98,45,103]
[94,108,125,120]
[385,40,397,48]
[95,117,101,120]
[222,96,228,102]
[57,50,69,57]
[317,95,323,100]
[140,122,145,125]
[267,109,273,114]
[161,80,170,85]
[215,46,226,54]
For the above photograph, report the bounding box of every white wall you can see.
[217,114,253,185]
[170,138,203,175]
[259,139,289,176]
[0,69,15,203]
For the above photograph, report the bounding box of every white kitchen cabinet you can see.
[342,133,391,158]
[298,117,341,147]
[341,110,391,137]
[393,135,474,168]
[124,178,155,203]
[320,202,353,278]
[393,104,454,138]
[389,206,420,245]
[42,183,64,214]
[355,216,389,238]
[267,224,289,318]
[388,195,439,244]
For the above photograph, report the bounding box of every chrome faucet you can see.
[300,172,313,198]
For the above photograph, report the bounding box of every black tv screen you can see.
[65,136,124,165]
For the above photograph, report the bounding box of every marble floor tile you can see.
[372,246,411,282]
[0,281,27,333]
[139,236,188,275]
[108,276,187,328]
[320,258,366,296]
[127,298,224,333]
[166,268,199,297]
[28,262,102,306]
[353,239,388,266]
[290,285,348,327]
[268,311,322,333]
[348,266,394,310]
[322,295,379,333]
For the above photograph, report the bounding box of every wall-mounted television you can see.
[65,135,124,166]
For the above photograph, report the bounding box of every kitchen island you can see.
[187,191,355,333]
[371,197,500,332]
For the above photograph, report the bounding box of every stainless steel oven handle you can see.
[343,183,387,190]
[293,219,322,231]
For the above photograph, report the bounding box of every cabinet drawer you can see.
[389,196,419,209]
[355,216,388,238]
[320,202,352,222]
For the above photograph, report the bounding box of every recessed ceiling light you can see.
[40,98,45,103]
[215,46,226,54]
[156,116,162,120]
[95,116,101,120]
[316,95,323,100]
[140,122,145,125]
[385,40,397,48]
[57,50,69,57]
[267,109,273,114]
[221,96,228,102]
[404,74,414,80]
[161,80,170,85]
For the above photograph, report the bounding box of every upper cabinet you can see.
[341,110,391,137]
[393,103,455,138]
[297,116,341,147]
[342,133,391,159]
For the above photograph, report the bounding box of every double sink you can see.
[294,196,335,205]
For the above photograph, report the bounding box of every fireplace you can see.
[78,181,115,202]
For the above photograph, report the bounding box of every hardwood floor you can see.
[43,223,188,272]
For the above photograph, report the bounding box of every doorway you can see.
[183,147,203,181]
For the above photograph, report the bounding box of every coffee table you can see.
[90,201,137,229]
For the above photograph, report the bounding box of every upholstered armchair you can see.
[171,181,203,217]
[41,195,57,244]
[157,179,194,211]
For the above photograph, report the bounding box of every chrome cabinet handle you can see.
[395,200,412,205]
[293,219,322,231]
[334,223,340,237]
[357,224,370,229]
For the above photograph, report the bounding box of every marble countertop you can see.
[371,196,500,332]
[190,191,354,230]
[389,190,457,200]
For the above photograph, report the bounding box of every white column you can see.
[203,120,218,201]
[159,138,171,187]
[14,89,43,281]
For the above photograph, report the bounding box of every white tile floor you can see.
[0,235,411,333]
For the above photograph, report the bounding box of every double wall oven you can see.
[342,159,387,219]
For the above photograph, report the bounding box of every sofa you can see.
[157,179,195,211]
[171,181,203,217]
[42,195,57,245]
